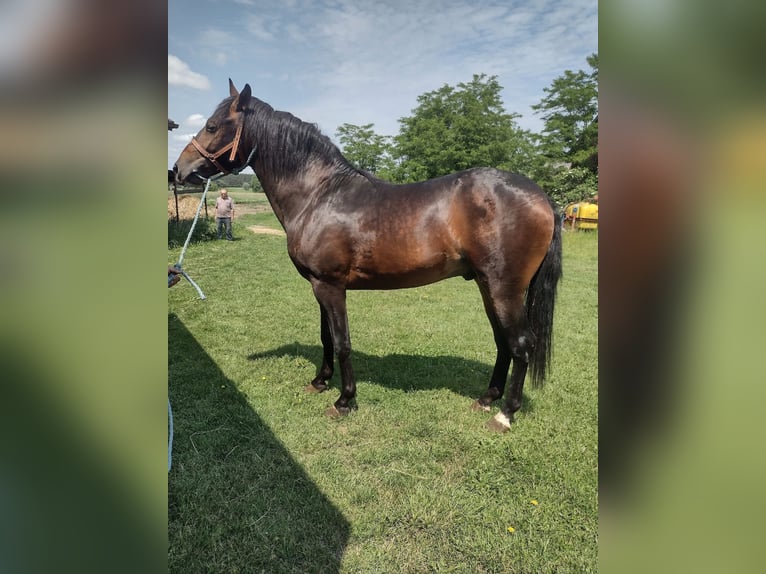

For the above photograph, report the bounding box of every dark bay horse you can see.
[174,80,562,432]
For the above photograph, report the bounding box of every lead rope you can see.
[169,174,222,299]
[168,398,174,471]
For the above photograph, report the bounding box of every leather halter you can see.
[190,121,244,175]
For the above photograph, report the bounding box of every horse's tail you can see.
[526,207,563,387]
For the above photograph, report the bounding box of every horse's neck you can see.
[253,157,349,231]
[247,117,364,230]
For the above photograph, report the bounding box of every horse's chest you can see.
[287,230,353,281]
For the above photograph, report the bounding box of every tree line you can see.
[216,54,597,208]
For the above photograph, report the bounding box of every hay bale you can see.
[168,195,206,220]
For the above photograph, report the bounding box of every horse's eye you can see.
[205,123,216,133]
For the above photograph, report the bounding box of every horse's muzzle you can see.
[173,164,205,186]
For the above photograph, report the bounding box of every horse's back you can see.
[390,167,552,214]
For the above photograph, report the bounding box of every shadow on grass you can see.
[247,342,535,414]
[169,316,350,574]
[2,347,161,573]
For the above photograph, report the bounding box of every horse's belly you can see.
[346,255,469,290]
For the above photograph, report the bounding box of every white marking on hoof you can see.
[492,411,512,429]
[486,411,512,433]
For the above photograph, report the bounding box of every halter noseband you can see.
[190,121,246,175]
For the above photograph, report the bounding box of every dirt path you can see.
[246,225,285,236]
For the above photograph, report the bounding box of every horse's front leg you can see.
[310,280,356,417]
[306,306,334,393]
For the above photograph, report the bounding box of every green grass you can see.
[169,213,597,573]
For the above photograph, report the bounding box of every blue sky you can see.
[168,0,597,169]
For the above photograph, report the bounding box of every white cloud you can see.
[172,133,195,143]
[184,114,206,129]
[168,55,210,90]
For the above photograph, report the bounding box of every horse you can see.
[173,79,562,432]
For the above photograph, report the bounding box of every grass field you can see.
[168,198,597,573]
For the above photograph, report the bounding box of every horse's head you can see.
[173,79,252,185]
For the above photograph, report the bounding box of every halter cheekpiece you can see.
[190,121,254,175]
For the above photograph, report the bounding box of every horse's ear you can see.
[229,78,238,97]
[236,83,252,112]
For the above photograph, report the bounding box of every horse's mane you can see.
[223,96,362,183]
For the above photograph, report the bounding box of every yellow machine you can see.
[563,200,598,230]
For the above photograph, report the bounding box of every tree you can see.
[393,74,537,182]
[214,173,252,188]
[532,54,598,204]
[335,123,394,177]
[544,166,598,207]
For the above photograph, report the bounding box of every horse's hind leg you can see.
[487,349,532,433]
[472,292,511,412]
[306,306,334,393]
[473,279,535,432]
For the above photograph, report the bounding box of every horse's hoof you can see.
[305,382,328,394]
[471,400,491,413]
[486,411,513,433]
[325,405,350,418]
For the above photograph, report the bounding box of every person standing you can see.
[215,188,235,241]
